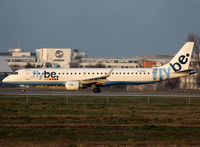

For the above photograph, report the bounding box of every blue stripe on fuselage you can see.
[104,81,157,86]
[4,80,157,86]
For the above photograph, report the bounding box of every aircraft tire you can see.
[21,89,25,93]
[93,87,101,93]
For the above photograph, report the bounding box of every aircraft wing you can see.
[80,68,113,85]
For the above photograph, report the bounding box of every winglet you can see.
[104,68,113,78]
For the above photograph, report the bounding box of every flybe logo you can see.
[153,68,170,81]
[169,53,190,72]
[33,70,59,80]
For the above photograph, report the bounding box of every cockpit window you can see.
[13,72,18,75]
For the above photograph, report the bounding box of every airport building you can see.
[36,48,72,68]
[78,55,172,68]
[0,47,86,70]
[0,47,173,69]
[0,48,36,71]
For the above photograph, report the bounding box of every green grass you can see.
[0,95,200,146]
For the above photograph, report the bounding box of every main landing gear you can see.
[21,88,25,93]
[93,87,101,93]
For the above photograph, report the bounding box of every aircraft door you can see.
[25,69,32,80]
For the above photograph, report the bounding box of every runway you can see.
[0,88,200,97]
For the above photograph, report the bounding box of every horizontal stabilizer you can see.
[174,68,197,75]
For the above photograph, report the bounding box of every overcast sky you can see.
[0,0,200,57]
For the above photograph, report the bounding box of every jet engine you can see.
[65,81,85,90]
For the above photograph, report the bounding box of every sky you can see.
[0,0,200,57]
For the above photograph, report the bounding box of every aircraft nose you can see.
[2,76,9,83]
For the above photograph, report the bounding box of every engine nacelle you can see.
[65,81,81,90]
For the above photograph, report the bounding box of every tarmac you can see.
[0,88,200,97]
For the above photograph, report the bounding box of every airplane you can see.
[2,42,197,93]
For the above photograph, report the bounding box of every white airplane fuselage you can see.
[3,67,186,85]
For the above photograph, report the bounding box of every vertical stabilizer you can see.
[160,42,194,72]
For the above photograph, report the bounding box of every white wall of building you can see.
[36,48,72,68]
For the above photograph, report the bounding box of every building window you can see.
[54,59,64,62]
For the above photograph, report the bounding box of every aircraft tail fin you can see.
[159,42,194,72]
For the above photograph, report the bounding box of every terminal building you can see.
[0,48,36,71]
[0,47,173,70]
[78,55,172,68]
